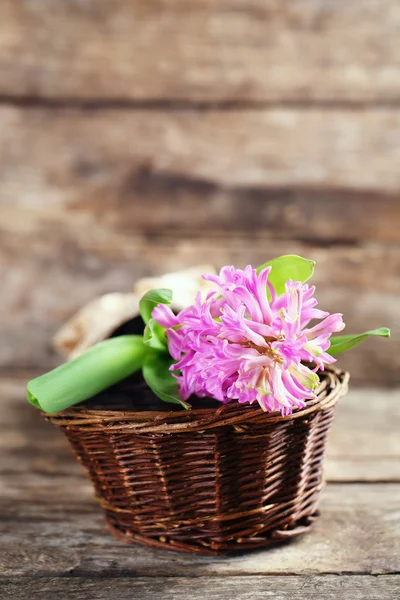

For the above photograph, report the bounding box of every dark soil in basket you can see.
[83,371,221,413]
[82,315,221,413]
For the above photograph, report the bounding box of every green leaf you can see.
[327,328,391,356]
[143,318,168,351]
[256,254,315,297]
[139,288,173,324]
[142,353,190,410]
[27,335,147,414]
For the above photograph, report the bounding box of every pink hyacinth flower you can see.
[152,265,345,415]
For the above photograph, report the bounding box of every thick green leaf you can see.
[139,288,173,324]
[142,353,190,410]
[256,254,315,297]
[327,328,391,356]
[27,335,146,414]
[143,318,168,351]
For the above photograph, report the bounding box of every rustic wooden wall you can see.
[0,0,399,384]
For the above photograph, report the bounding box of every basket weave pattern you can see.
[48,366,349,555]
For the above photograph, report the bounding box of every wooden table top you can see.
[1,375,399,599]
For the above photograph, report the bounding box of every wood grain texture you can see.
[1,576,399,600]
[72,187,400,244]
[3,175,400,243]
[0,1,399,103]
[327,389,400,482]
[2,378,399,482]
[1,482,399,576]
[1,107,400,192]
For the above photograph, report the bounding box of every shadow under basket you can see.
[46,365,349,556]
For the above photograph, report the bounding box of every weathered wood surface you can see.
[326,388,400,482]
[0,1,399,103]
[2,378,399,482]
[1,576,399,600]
[1,107,400,192]
[1,482,399,576]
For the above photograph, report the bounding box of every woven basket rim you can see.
[47,366,349,434]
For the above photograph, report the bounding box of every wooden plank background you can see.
[0,0,399,385]
[0,0,399,103]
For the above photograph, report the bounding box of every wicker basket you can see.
[47,365,349,555]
